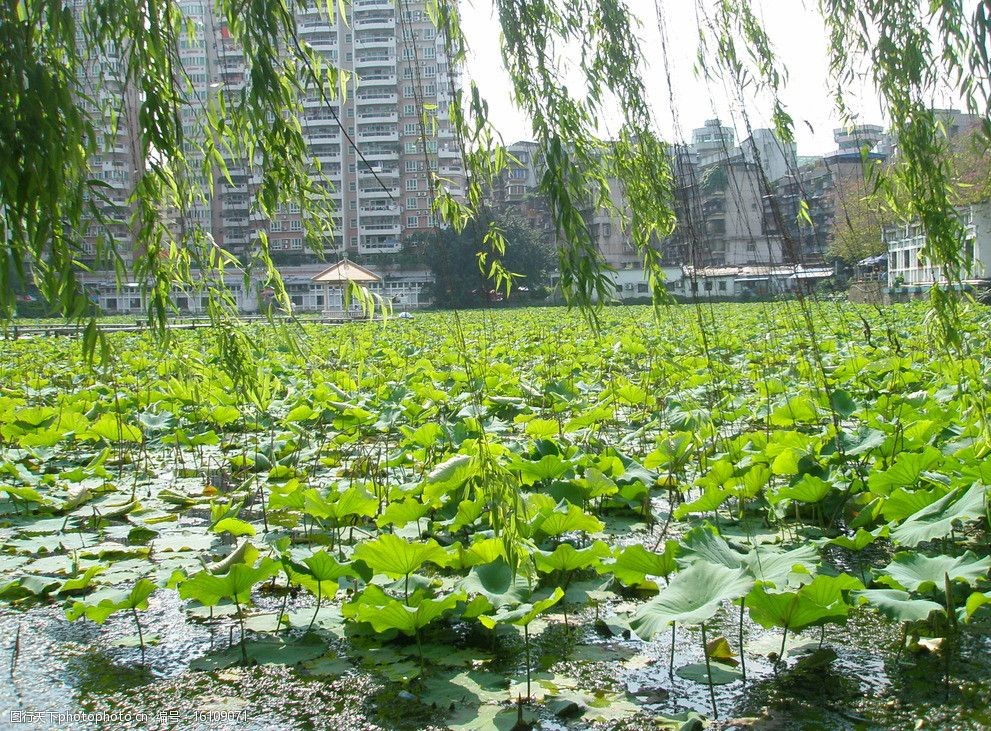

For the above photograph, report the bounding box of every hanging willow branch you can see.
[1,0,989,354]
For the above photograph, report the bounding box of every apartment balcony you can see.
[359,148,400,161]
[305,117,342,129]
[359,74,397,87]
[358,111,398,123]
[353,0,393,9]
[308,128,341,140]
[354,17,395,31]
[354,36,395,51]
[355,55,396,70]
[358,187,401,199]
[357,129,399,143]
[358,241,401,255]
[306,39,338,54]
[356,92,397,105]
[358,166,400,179]
[360,224,402,236]
[359,205,400,215]
[315,153,343,166]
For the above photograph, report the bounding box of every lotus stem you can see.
[10,623,20,676]
[777,625,789,674]
[307,581,322,633]
[235,599,247,664]
[738,598,747,683]
[131,608,145,663]
[669,622,676,679]
[524,623,532,701]
[701,622,717,719]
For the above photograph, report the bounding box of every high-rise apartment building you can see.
[217,0,464,260]
[78,0,464,267]
[70,0,143,266]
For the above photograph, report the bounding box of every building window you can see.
[704,281,713,291]
[407,215,419,227]
[405,178,418,191]
[718,281,727,291]
[403,104,415,116]
[903,250,910,268]
[406,197,419,209]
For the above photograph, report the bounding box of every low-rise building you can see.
[673,264,835,299]
[885,201,991,289]
[79,262,435,315]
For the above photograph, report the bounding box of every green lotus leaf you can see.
[825,526,888,551]
[853,589,946,623]
[631,562,753,639]
[889,483,987,547]
[376,498,431,529]
[746,573,863,633]
[742,543,819,588]
[770,474,834,505]
[458,558,530,611]
[478,586,564,629]
[179,557,280,607]
[534,540,611,574]
[212,517,256,537]
[878,550,991,593]
[67,578,157,624]
[532,501,604,537]
[302,486,377,522]
[678,523,746,569]
[609,541,679,588]
[343,585,464,635]
[352,533,448,578]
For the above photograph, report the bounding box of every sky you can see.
[459,0,892,156]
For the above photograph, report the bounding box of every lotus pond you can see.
[2,302,991,730]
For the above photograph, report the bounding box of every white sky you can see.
[458,0,945,156]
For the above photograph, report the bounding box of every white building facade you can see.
[886,201,991,288]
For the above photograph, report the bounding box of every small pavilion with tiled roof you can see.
[311,260,382,318]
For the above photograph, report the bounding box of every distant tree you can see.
[829,126,991,264]
[828,167,891,264]
[408,209,555,308]
[949,127,991,205]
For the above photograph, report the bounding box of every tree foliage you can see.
[829,123,991,265]
[409,208,554,308]
[828,164,891,264]
[0,0,989,355]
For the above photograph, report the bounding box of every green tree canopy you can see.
[409,208,555,308]
[1,0,989,355]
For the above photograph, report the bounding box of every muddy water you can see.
[3,584,991,731]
